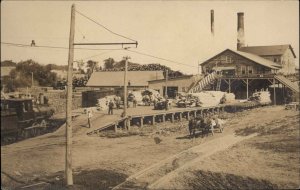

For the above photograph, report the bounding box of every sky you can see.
[1,0,299,74]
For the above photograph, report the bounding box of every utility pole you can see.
[31,72,33,88]
[211,9,214,36]
[198,61,200,75]
[123,56,130,129]
[65,3,75,186]
[165,69,168,98]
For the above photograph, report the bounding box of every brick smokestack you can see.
[211,10,214,36]
[237,12,245,50]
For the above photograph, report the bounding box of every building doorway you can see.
[163,86,178,98]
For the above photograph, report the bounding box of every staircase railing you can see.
[274,75,299,93]
[189,71,218,93]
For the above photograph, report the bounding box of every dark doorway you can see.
[163,86,178,98]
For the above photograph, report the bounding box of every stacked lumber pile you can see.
[129,91,144,103]
[250,91,271,104]
[97,95,116,111]
[190,91,225,107]
[224,93,235,103]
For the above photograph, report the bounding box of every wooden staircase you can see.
[274,75,299,93]
[188,71,218,93]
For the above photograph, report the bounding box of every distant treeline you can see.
[1,58,185,92]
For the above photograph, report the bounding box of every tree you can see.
[76,60,85,74]
[103,58,115,69]
[86,60,98,78]
[6,59,58,89]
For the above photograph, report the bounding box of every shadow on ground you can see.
[11,169,128,190]
[186,170,278,190]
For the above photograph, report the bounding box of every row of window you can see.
[240,66,253,74]
[216,56,233,63]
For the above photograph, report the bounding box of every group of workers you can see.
[106,95,139,115]
[188,113,224,138]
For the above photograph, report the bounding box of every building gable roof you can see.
[201,49,282,70]
[148,75,193,83]
[239,44,296,58]
[86,71,164,87]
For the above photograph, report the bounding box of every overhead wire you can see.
[2,42,197,68]
[1,42,124,51]
[75,10,137,43]
[78,50,118,61]
[75,25,86,41]
[125,49,198,68]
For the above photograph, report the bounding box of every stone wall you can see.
[17,87,82,114]
[45,91,82,113]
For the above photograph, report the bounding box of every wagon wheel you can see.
[40,120,47,128]
[17,129,25,140]
[29,122,39,137]
[40,120,48,134]
[19,128,29,139]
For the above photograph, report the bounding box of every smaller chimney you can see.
[211,10,214,36]
[237,12,245,50]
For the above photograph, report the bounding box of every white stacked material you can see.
[252,91,271,104]
[130,91,143,103]
[144,89,161,99]
[189,91,225,107]
[206,91,225,102]
[97,95,116,110]
[224,93,235,102]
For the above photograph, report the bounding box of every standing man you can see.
[108,100,114,115]
[116,95,121,109]
[133,97,137,108]
[188,116,196,139]
[87,109,93,128]
[165,99,169,110]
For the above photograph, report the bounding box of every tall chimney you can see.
[237,12,245,50]
[211,10,214,36]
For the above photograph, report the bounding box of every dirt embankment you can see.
[1,106,299,189]
[152,107,299,190]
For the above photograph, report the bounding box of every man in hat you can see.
[108,100,114,115]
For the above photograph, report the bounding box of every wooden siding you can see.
[255,49,295,74]
[201,50,275,75]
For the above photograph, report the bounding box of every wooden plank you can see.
[152,116,155,125]
[140,117,144,128]
[171,113,174,123]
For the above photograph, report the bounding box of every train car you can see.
[1,98,54,144]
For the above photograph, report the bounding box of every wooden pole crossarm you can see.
[73,42,138,47]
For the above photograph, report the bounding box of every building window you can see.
[241,66,246,74]
[247,66,253,74]
[225,56,232,63]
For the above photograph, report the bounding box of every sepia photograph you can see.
[1,0,299,189]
